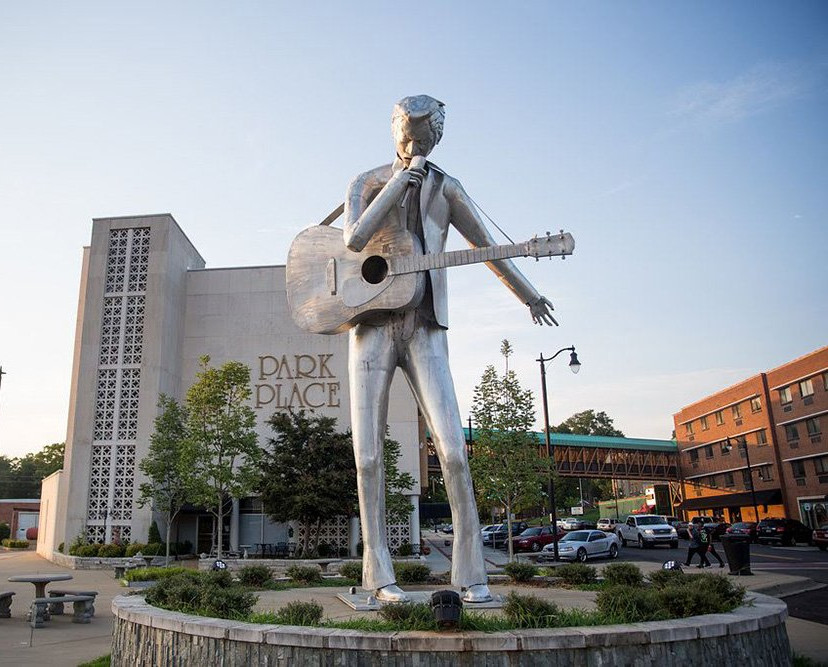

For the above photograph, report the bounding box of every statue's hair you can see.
[392,95,445,145]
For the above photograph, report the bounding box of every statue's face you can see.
[393,117,437,166]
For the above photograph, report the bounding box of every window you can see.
[815,456,828,475]
[689,449,699,463]
[799,378,814,398]
[758,465,773,481]
[756,429,768,445]
[704,444,714,459]
[732,404,742,420]
[790,460,806,479]
[823,372,828,391]
[724,472,735,487]
[715,410,724,426]
[720,440,731,455]
[693,483,702,497]
[700,415,709,431]
[785,424,800,442]
[750,397,762,413]
[709,475,718,488]
[779,386,792,404]
[806,417,821,437]
[742,469,752,487]
[685,422,694,436]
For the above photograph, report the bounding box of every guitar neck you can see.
[391,242,528,275]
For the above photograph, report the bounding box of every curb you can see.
[754,579,826,599]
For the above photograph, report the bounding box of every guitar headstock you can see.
[526,231,575,259]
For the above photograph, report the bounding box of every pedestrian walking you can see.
[684,521,710,568]
[704,525,725,568]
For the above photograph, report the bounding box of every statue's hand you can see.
[529,296,559,326]
[406,155,427,188]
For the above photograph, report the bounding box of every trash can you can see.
[720,534,752,575]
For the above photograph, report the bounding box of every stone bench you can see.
[30,595,94,628]
[114,563,141,579]
[49,590,98,617]
[0,591,14,618]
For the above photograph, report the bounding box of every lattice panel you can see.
[87,227,150,543]
[297,515,412,553]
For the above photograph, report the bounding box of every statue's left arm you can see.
[445,177,558,326]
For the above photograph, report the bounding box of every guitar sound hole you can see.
[362,256,388,284]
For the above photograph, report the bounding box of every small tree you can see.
[470,364,547,561]
[259,410,357,556]
[383,434,416,525]
[184,356,260,559]
[138,395,189,564]
[555,409,624,437]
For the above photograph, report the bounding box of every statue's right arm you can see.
[343,165,409,252]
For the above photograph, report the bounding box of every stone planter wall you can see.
[51,551,164,570]
[111,592,792,666]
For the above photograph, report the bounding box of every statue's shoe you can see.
[462,584,492,603]
[376,584,408,602]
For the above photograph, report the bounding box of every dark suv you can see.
[756,518,813,546]
[483,521,529,548]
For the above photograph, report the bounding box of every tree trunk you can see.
[313,516,322,555]
[216,494,224,560]
[165,514,172,566]
[302,518,311,557]
[506,502,514,562]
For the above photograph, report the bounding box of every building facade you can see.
[41,214,422,558]
[674,346,828,527]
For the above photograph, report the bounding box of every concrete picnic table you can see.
[8,573,73,600]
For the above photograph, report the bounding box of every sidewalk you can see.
[1,546,825,666]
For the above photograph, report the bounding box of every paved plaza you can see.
[1,543,825,666]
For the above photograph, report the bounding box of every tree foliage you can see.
[0,442,65,498]
[183,356,260,559]
[555,409,624,437]
[383,434,416,525]
[259,410,357,555]
[138,394,190,562]
[470,365,548,560]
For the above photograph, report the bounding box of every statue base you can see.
[336,591,503,611]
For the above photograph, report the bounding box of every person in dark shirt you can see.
[684,521,710,568]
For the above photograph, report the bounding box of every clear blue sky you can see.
[1,1,826,457]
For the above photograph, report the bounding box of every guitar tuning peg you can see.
[546,231,551,237]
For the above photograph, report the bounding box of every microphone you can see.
[401,155,427,208]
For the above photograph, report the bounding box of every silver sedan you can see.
[541,529,621,562]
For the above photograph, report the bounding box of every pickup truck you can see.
[616,514,678,549]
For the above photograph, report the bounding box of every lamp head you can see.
[568,350,581,374]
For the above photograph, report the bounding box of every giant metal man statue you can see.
[341,95,558,603]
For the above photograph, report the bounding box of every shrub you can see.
[393,562,430,584]
[502,592,559,628]
[125,566,191,582]
[602,563,644,587]
[142,543,163,556]
[647,568,687,589]
[68,533,86,556]
[273,600,324,626]
[145,570,256,619]
[316,542,333,557]
[378,602,435,629]
[396,542,413,557]
[1,538,29,549]
[338,561,363,583]
[200,584,257,619]
[596,585,666,623]
[148,521,162,544]
[0,522,10,541]
[503,561,539,583]
[555,563,597,585]
[58,542,65,553]
[238,565,273,587]
[98,543,125,558]
[77,544,101,557]
[125,543,146,557]
[285,565,322,584]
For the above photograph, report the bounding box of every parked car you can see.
[675,521,691,539]
[511,526,565,552]
[757,518,813,546]
[541,529,621,562]
[812,524,828,551]
[480,524,498,539]
[441,524,453,534]
[725,521,758,543]
[597,518,621,532]
[559,517,597,530]
[482,522,529,548]
[662,516,682,529]
[616,514,678,548]
[705,521,731,542]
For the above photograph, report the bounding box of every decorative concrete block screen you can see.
[87,227,150,544]
[298,515,410,553]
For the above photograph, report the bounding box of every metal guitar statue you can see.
[287,95,572,603]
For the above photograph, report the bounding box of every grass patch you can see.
[78,656,110,667]
[263,577,358,591]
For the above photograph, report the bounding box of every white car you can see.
[559,517,585,531]
[616,514,678,549]
[480,524,498,539]
[542,529,620,562]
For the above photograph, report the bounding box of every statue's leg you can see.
[349,324,398,593]
[402,327,488,595]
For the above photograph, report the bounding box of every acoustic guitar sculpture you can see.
[287,225,575,335]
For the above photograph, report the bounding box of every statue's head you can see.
[391,95,445,165]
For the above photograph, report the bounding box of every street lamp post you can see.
[537,346,581,561]
[725,436,760,523]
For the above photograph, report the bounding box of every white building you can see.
[39,214,423,559]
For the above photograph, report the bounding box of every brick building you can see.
[673,346,828,528]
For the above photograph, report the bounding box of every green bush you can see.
[393,562,430,584]
[338,561,363,583]
[502,592,559,628]
[0,522,10,541]
[125,566,191,582]
[58,542,65,553]
[396,542,413,557]
[77,544,101,557]
[316,542,333,557]
[647,568,686,589]
[602,563,644,587]
[555,563,597,585]
[125,543,146,557]
[145,570,256,619]
[148,521,163,544]
[596,585,666,623]
[142,543,163,556]
[378,602,436,629]
[1,538,30,549]
[98,543,125,558]
[238,565,273,587]
[285,565,322,584]
[503,561,539,582]
[67,533,87,556]
[273,600,324,626]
